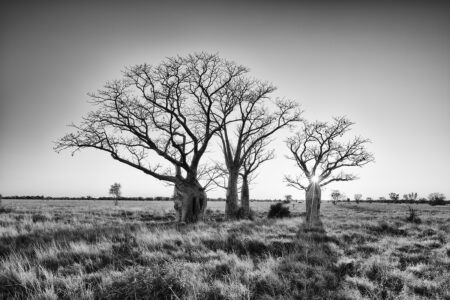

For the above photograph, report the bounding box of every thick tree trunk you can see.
[305,182,321,225]
[174,180,207,223]
[225,169,239,217]
[173,181,183,221]
[240,175,250,217]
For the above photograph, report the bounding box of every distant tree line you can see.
[330,190,447,205]
[2,195,297,202]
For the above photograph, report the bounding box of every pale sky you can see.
[1,0,449,200]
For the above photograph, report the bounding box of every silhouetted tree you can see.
[284,117,374,225]
[404,192,418,201]
[239,139,276,217]
[109,183,121,206]
[354,193,362,204]
[428,192,446,205]
[428,193,445,201]
[55,53,246,223]
[331,190,342,202]
[389,193,399,201]
[216,78,301,218]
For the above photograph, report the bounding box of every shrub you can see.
[268,203,290,218]
[32,213,50,223]
[235,207,255,220]
[0,206,13,214]
[406,206,421,224]
[428,193,446,206]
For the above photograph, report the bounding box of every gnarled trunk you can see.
[225,169,239,217]
[240,175,250,217]
[174,180,207,223]
[305,182,321,225]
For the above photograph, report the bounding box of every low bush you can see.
[428,193,446,206]
[268,203,290,218]
[235,207,255,220]
[406,207,421,223]
[429,199,446,206]
[0,206,13,214]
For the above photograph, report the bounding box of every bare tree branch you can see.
[55,53,248,187]
[285,116,374,189]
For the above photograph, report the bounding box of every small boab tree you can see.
[284,117,374,225]
[109,182,122,206]
[217,77,301,218]
[55,53,246,223]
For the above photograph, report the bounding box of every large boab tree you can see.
[55,53,246,223]
[284,117,374,225]
[217,78,301,218]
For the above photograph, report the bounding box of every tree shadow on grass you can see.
[274,220,345,300]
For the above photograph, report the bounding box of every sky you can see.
[1,0,449,200]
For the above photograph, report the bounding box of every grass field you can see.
[0,200,449,299]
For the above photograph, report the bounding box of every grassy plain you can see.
[0,200,449,299]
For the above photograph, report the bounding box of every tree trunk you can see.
[173,181,183,222]
[114,198,118,206]
[225,168,239,217]
[174,180,207,223]
[240,175,250,217]
[305,182,321,225]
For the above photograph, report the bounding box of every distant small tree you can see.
[428,193,446,205]
[284,195,293,203]
[354,194,362,204]
[331,190,341,204]
[404,192,418,201]
[109,183,122,206]
[389,193,399,201]
[428,193,445,201]
[366,197,373,201]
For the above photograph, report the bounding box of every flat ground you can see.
[0,200,449,299]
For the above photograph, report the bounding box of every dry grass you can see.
[0,200,449,299]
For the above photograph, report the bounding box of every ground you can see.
[0,200,449,299]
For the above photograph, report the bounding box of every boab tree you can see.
[55,53,246,223]
[239,139,276,216]
[285,117,374,225]
[216,78,301,218]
